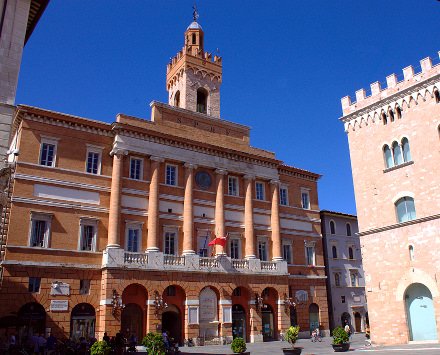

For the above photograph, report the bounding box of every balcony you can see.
[103,249,288,275]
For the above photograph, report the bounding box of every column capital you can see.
[269,179,280,186]
[215,168,228,175]
[110,148,128,157]
[244,174,256,181]
[184,162,198,170]
[150,156,164,163]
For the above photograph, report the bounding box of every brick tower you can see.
[166,10,222,117]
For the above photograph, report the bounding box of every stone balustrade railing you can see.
[103,248,288,275]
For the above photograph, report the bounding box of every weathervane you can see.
[192,4,199,22]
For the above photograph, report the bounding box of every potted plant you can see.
[282,326,302,355]
[230,337,249,354]
[332,326,350,352]
[142,332,166,355]
[90,340,111,355]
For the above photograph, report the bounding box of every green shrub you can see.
[332,326,349,345]
[90,341,111,355]
[231,337,247,353]
[141,332,166,355]
[285,325,300,347]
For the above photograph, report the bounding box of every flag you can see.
[208,232,228,247]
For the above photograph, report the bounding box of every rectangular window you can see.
[127,228,140,252]
[306,246,315,265]
[40,142,56,167]
[86,151,100,174]
[341,296,345,303]
[255,182,265,200]
[79,280,91,295]
[130,158,143,180]
[29,212,52,248]
[30,220,47,247]
[334,273,341,287]
[230,239,240,259]
[165,164,177,186]
[198,235,209,257]
[228,176,238,196]
[301,190,310,209]
[258,240,267,261]
[28,277,41,293]
[79,219,98,252]
[279,187,288,206]
[164,232,176,255]
[283,243,292,264]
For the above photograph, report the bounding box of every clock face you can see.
[195,171,212,190]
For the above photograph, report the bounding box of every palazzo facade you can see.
[0,18,329,344]
[341,53,440,344]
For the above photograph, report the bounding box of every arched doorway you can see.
[232,304,246,339]
[262,305,275,342]
[309,303,320,333]
[121,304,143,342]
[354,312,362,332]
[121,284,148,340]
[341,312,351,327]
[405,283,438,341]
[71,303,96,341]
[17,302,45,341]
[162,305,182,345]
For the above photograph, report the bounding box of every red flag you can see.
[208,236,226,247]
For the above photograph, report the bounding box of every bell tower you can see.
[166,7,222,118]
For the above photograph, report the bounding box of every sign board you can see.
[50,300,68,312]
[50,282,70,296]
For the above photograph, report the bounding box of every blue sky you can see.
[16,1,440,215]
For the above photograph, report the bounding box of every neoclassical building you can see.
[0,18,329,344]
[320,211,367,332]
[340,54,440,344]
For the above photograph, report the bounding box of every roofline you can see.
[25,0,49,44]
[320,210,357,219]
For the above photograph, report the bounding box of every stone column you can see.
[183,163,197,255]
[147,156,163,252]
[107,148,127,248]
[270,180,283,261]
[215,169,227,255]
[244,175,256,259]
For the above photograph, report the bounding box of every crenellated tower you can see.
[166,10,222,118]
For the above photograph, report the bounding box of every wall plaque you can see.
[50,281,70,296]
[50,300,68,312]
[295,290,308,303]
[199,287,218,322]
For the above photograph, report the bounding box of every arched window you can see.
[401,137,411,162]
[174,91,180,107]
[395,196,416,223]
[346,223,352,236]
[389,110,395,122]
[383,145,393,168]
[434,89,440,104]
[196,88,207,114]
[395,106,402,119]
[348,247,354,260]
[192,33,196,45]
[392,141,403,165]
[330,220,336,235]
[332,245,338,259]
[409,245,414,261]
[382,112,387,125]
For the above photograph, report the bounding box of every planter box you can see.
[332,343,350,352]
[282,347,302,355]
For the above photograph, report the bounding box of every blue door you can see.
[405,283,438,341]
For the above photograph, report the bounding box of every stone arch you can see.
[396,268,439,301]
[71,303,96,341]
[122,283,148,306]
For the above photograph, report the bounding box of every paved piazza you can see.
[173,334,440,354]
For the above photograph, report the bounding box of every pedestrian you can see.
[344,321,351,339]
[103,332,110,343]
[46,332,57,354]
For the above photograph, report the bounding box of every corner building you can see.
[0,19,329,344]
[340,54,440,345]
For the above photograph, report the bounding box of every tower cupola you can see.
[166,7,222,118]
